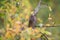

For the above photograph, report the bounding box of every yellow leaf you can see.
[36,34,42,38]
[45,24,51,26]
[25,15,29,20]
[20,37,25,40]
[5,32,12,38]
[49,6,52,11]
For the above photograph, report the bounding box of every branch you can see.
[33,0,41,16]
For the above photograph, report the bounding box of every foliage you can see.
[0,0,60,40]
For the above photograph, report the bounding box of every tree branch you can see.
[33,0,41,16]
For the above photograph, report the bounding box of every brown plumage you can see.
[28,14,37,28]
[28,0,41,28]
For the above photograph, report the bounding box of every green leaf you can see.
[44,31,52,35]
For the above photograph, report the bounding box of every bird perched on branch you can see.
[28,0,41,28]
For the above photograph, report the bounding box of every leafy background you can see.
[0,0,60,40]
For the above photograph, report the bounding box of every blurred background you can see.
[0,0,60,40]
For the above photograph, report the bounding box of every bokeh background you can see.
[0,0,60,40]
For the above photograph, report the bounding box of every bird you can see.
[28,0,41,28]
